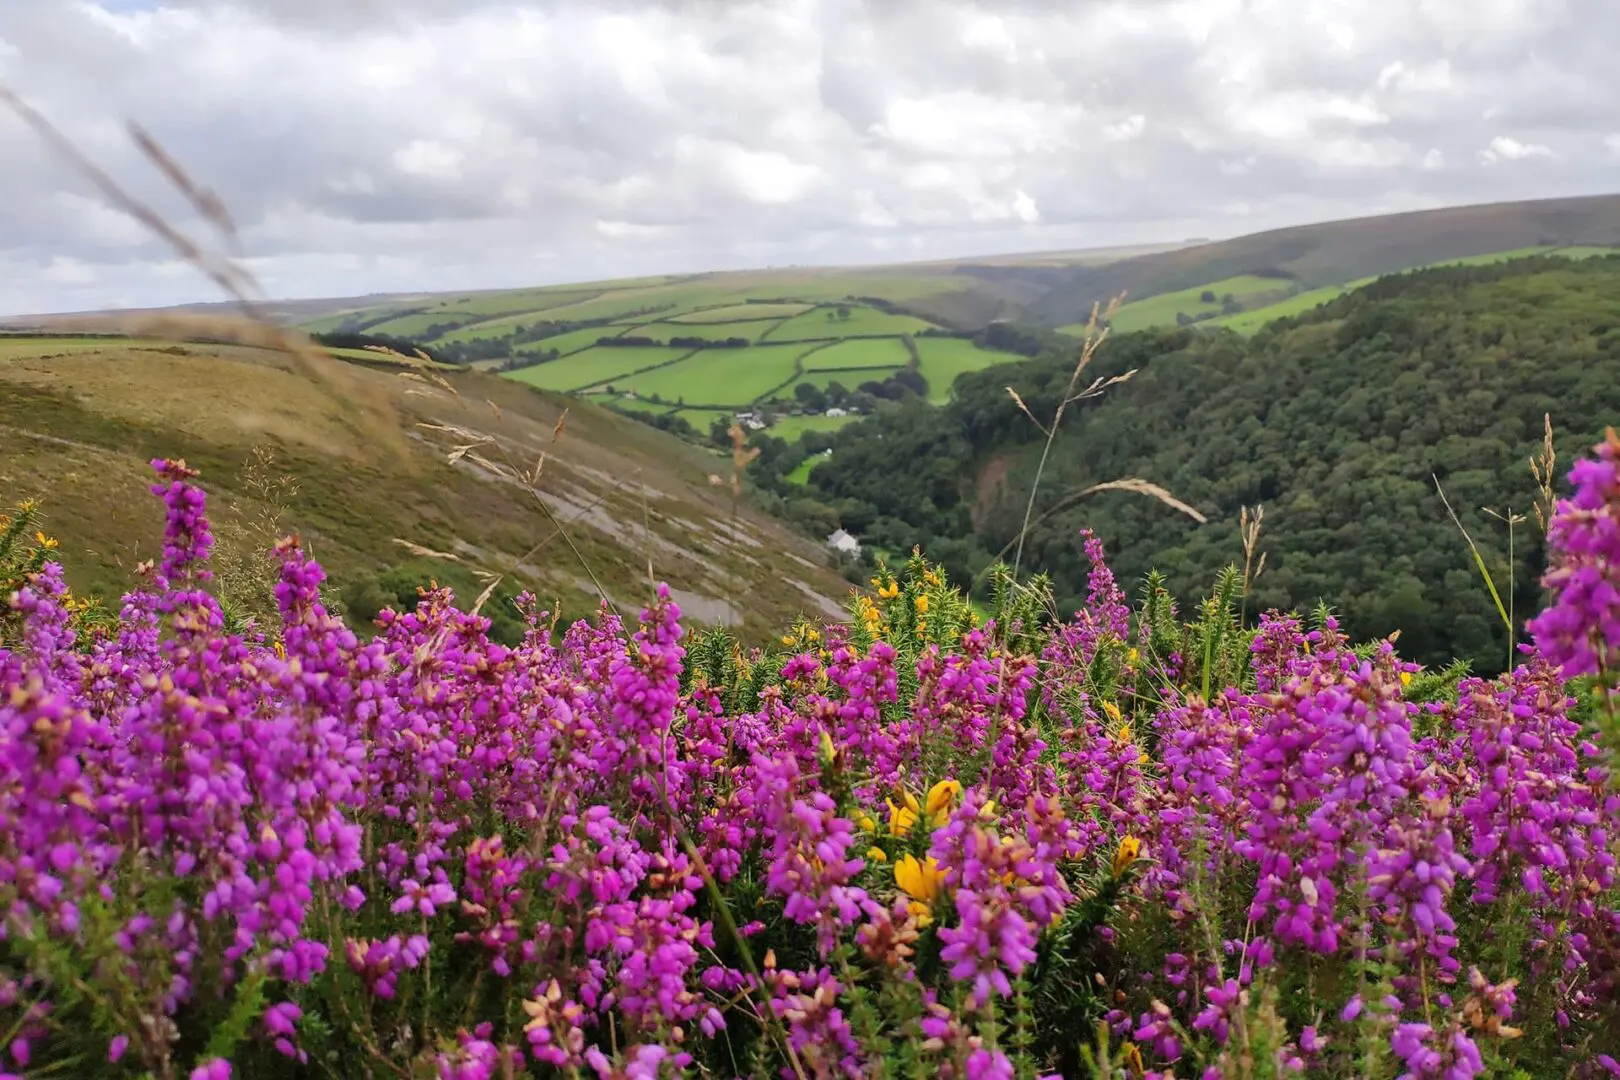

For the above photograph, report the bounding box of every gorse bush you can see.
[0,436,1617,1080]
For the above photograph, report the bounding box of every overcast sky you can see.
[2,0,1617,315]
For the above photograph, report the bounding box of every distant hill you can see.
[1026,193,1620,326]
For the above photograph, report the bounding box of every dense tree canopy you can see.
[804,256,1620,672]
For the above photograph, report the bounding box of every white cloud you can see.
[1104,115,1146,142]
[392,140,465,181]
[1480,135,1555,163]
[0,0,1615,314]
[42,255,97,285]
[1012,189,1039,223]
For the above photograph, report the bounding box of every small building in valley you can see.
[826,528,861,556]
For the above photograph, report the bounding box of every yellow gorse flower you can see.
[1121,1041,1146,1077]
[894,854,944,924]
[887,790,920,836]
[923,568,944,587]
[34,531,58,551]
[1113,835,1143,878]
[1102,700,1122,723]
[1401,671,1413,687]
[914,594,930,614]
[877,579,900,600]
[886,780,965,837]
[924,779,961,827]
[866,846,887,863]
[851,808,878,833]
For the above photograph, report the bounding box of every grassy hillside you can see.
[0,332,857,638]
[799,255,1620,672]
[1034,193,1620,328]
[1057,244,1620,337]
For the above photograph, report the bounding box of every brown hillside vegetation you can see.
[0,336,852,633]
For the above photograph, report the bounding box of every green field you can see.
[511,326,620,358]
[671,406,735,429]
[514,289,704,326]
[0,336,165,357]
[770,413,860,442]
[436,309,606,344]
[619,319,785,344]
[790,368,895,393]
[672,303,811,323]
[1209,282,1364,333]
[1083,246,1620,338]
[605,345,804,405]
[1082,275,1294,335]
[914,338,1024,403]
[504,345,689,392]
[587,391,673,418]
[763,307,936,342]
[365,310,493,338]
[784,451,831,485]
[799,337,912,370]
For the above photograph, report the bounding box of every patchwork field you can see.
[504,345,690,392]
[618,319,785,344]
[762,306,935,341]
[600,345,804,404]
[671,302,811,323]
[799,337,913,370]
[1081,274,1295,335]
[513,325,618,357]
[771,413,862,442]
[914,337,1027,403]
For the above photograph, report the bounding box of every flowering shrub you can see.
[0,439,1617,1079]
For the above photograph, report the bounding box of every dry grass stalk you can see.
[392,539,463,563]
[1240,503,1266,592]
[987,476,1207,567]
[1238,502,1267,625]
[997,293,1208,585]
[1435,475,1514,667]
[1530,413,1558,532]
[1482,503,1528,664]
[128,121,239,242]
[1008,292,1136,581]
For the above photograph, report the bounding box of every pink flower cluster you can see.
[0,440,1617,1078]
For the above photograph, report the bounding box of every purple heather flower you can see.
[1529,432,1620,678]
[964,1048,1015,1080]
[188,1060,232,1080]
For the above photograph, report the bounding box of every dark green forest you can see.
[775,255,1620,672]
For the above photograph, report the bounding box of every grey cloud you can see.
[2,0,1619,314]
